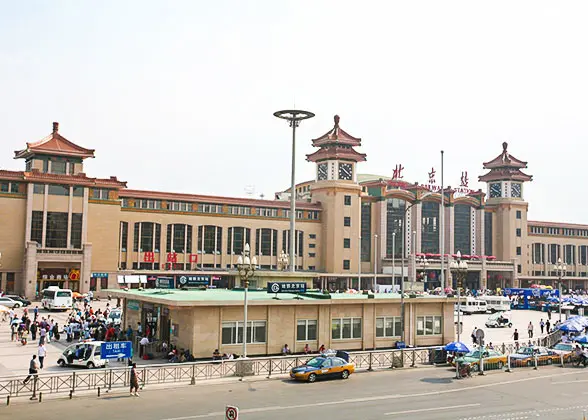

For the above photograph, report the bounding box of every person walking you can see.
[540,319,545,335]
[129,363,140,396]
[546,319,551,334]
[528,322,534,339]
[23,355,39,385]
[471,327,478,345]
[38,343,47,369]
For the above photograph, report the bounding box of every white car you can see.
[550,342,575,356]
[57,342,107,369]
[0,296,22,308]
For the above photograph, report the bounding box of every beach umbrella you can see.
[445,341,471,352]
[559,321,585,333]
[574,335,588,344]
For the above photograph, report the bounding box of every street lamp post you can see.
[373,234,378,292]
[418,255,429,285]
[450,251,468,344]
[277,250,289,271]
[273,110,315,273]
[236,243,256,357]
[554,257,567,322]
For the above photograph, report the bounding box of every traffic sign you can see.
[475,328,485,340]
[267,282,306,294]
[225,406,239,420]
[100,341,133,360]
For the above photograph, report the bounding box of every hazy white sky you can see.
[1,1,587,223]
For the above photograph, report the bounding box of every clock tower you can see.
[479,142,532,282]
[307,115,366,274]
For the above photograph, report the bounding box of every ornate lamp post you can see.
[236,243,256,357]
[450,251,468,343]
[273,109,315,273]
[554,257,567,322]
[418,255,429,284]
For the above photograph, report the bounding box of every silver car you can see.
[0,296,22,308]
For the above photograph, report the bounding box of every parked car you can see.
[550,343,575,361]
[0,296,23,308]
[290,355,355,382]
[510,346,559,367]
[454,349,507,371]
[4,295,31,307]
[57,342,107,369]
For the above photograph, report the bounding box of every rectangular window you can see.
[309,234,316,239]
[309,243,316,249]
[72,186,84,197]
[48,184,69,196]
[343,259,350,270]
[343,238,351,248]
[361,202,372,262]
[70,213,83,248]
[221,321,266,344]
[516,228,521,237]
[416,316,442,336]
[516,210,522,219]
[31,211,43,244]
[296,320,317,341]
[344,216,351,227]
[120,222,128,252]
[484,211,493,256]
[51,160,67,174]
[516,246,521,256]
[308,253,316,258]
[45,212,69,248]
[6,273,15,294]
[376,316,402,338]
[517,264,522,274]
[344,195,351,206]
[332,318,362,340]
[308,266,316,271]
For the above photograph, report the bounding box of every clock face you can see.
[338,163,353,180]
[317,163,328,181]
[489,182,501,198]
[511,183,522,198]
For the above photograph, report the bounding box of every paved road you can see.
[5,365,588,419]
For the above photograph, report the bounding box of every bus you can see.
[479,296,511,313]
[41,287,73,311]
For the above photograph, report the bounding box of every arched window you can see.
[166,224,193,253]
[386,198,406,258]
[421,201,439,254]
[454,204,472,254]
[227,227,251,254]
[255,228,278,256]
[133,222,161,252]
[197,225,222,254]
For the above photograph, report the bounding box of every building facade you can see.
[0,118,585,296]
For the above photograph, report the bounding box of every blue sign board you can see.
[156,276,174,289]
[176,275,210,287]
[267,282,307,294]
[92,272,109,278]
[100,341,133,360]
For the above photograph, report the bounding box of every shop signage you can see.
[144,252,155,263]
[267,282,307,294]
[167,252,178,263]
[156,276,174,289]
[127,300,140,311]
[176,275,210,287]
[92,272,109,278]
[189,254,198,263]
[100,341,133,360]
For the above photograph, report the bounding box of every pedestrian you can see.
[547,309,551,320]
[37,342,47,369]
[513,328,519,342]
[528,322,534,338]
[546,319,551,334]
[471,327,478,345]
[23,355,39,385]
[129,363,140,396]
[540,319,545,335]
[39,326,46,345]
[33,306,38,321]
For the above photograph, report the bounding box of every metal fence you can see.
[0,330,564,401]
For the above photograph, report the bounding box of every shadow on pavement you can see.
[420,377,453,384]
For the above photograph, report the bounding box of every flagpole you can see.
[440,150,445,293]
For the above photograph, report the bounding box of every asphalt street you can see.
[4,365,588,419]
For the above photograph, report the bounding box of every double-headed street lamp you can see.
[554,257,567,322]
[273,109,315,273]
[450,251,468,344]
[236,243,256,358]
[418,255,429,284]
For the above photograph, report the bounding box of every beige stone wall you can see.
[0,196,27,290]
[87,202,123,273]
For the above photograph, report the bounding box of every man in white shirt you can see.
[38,343,47,369]
[139,336,149,358]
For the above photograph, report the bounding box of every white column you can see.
[67,186,73,248]
[82,187,89,244]
[24,183,34,243]
[41,184,48,247]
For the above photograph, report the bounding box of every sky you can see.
[1,1,587,223]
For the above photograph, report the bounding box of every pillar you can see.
[82,187,89,244]
[67,186,73,248]
[23,242,38,298]
[414,202,422,253]
[80,244,93,293]
[42,184,48,247]
[24,183,34,243]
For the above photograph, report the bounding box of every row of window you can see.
[530,226,588,237]
[26,157,77,175]
[31,211,83,248]
[532,243,588,265]
[121,198,320,220]
[221,316,442,344]
[0,182,20,194]
[124,222,315,257]
[33,184,84,196]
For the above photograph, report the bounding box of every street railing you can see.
[0,330,565,400]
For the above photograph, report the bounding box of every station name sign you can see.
[267,282,307,294]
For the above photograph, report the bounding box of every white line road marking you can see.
[160,370,587,420]
[385,403,481,416]
[551,379,588,385]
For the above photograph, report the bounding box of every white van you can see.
[57,341,107,369]
[479,296,511,313]
[457,297,488,314]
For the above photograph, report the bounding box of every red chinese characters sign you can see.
[167,252,178,263]
[189,254,198,263]
[143,252,155,263]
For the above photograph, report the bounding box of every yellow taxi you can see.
[290,353,355,383]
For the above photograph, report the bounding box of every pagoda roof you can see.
[0,169,126,188]
[483,142,527,169]
[478,168,533,182]
[311,115,362,147]
[306,146,367,163]
[14,122,95,160]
